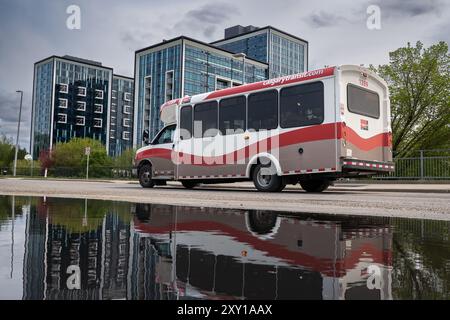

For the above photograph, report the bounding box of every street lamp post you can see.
[13,90,23,177]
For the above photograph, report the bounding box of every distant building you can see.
[133,26,309,146]
[211,25,309,78]
[110,75,135,157]
[31,55,134,158]
[32,26,308,153]
[133,36,269,146]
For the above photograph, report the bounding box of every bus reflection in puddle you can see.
[20,197,392,300]
[130,203,393,300]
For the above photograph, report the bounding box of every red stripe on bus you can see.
[136,122,390,165]
[136,148,172,162]
[337,123,391,151]
[134,219,390,276]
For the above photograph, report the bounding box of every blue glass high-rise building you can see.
[134,36,269,146]
[211,25,309,79]
[31,56,134,158]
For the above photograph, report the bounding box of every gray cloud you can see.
[174,2,240,40]
[121,30,159,51]
[0,90,31,149]
[1,0,449,151]
[376,0,442,17]
[305,11,350,28]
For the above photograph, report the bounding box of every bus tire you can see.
[252,163,285,192]
[181,180,199,189]
[138,164,155,188]
[300,179,330,192]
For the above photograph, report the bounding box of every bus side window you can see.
[280,81,324,128]
[248,90,278,131]
[180,105,192,140]
[193,101,218,138]
[219,95,246,135]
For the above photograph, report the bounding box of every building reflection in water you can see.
[21,197,394,300]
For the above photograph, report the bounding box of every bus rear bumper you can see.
[341,158,395,173]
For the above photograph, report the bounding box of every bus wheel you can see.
[138,164,155,188]
[252,163,285,192]
[300,179,330,192]
[181,180,199,189]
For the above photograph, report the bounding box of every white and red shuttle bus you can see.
[134,65,394,192]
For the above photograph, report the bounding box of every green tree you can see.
[9,159,40,176]
[0,134,14,168]
[0,133,27,171]
[372,41,450,157]
[113,148,136,168]
[49,138,112,177]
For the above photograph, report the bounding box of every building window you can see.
[124,92,132,102]
[280,82,324,128]
[180,105,192,140]
[76,101,86,111]
[122,131,130,141]
[123,105,132,114]
[59,83,68,94]
[110,129,115,139]
[111,116,116,126]
[95,89,104,100]
[219,96,246,135]
[111,103,116,113]
[57,113,67,124]
[165,71,174,102]
[94,104,103,114]
[123,118,131,128]
[248,90,278,131]
[112,90,117,100]
[144,76,152,132]
[76,116,85,126]
[193,101,218,138]
[93,118,102,128]
[77,86,86,97]
[216,77,231,90]
[58,98,68,109]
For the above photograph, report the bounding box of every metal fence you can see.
[0,166,134,179]
[2,149,449,180]
[375,149,450,180]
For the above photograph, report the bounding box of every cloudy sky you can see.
[0,0,448,151]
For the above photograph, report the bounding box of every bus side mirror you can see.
[143,129,150,145]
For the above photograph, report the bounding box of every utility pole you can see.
[13,90,23,177]
[85,147,90,180]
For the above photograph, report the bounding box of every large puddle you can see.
[0,195,449,300]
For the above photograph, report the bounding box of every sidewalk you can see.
[3,177,449,193]
[331,183,450,193]
[202,182,450,193]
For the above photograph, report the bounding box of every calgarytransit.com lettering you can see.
[262,69,326,86]
[177,304,273,318]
